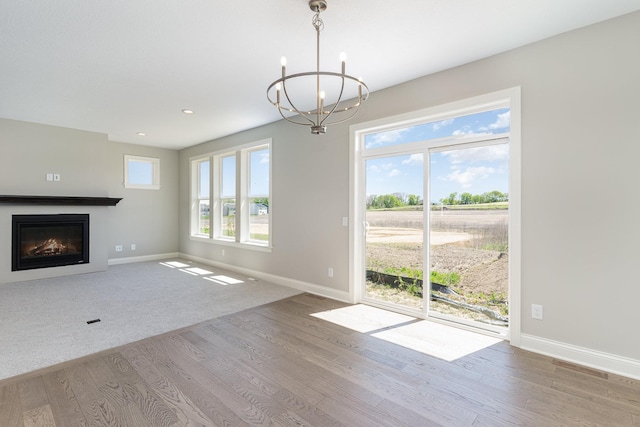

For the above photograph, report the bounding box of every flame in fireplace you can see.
[28,238,68,256]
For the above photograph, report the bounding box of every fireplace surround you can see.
[12,214,90,271]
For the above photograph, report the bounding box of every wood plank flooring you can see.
[1,293,639,426]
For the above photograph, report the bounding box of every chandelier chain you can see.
[312,12,324,32]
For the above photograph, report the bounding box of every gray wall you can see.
[179,11,640,361]
[107,141,179,260]
[0,118,179,282]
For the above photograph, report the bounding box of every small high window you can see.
[124,155,160,190]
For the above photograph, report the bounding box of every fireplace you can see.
[12,214,89,271]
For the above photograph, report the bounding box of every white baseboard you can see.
[520,333,640,381]
[179,253,351,303]
[108,252,180,266]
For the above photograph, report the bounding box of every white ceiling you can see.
[1,1,638,150]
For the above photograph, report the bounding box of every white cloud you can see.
[446,166,495,188]
[365,129,409,149]
[479,111,511,132]
[452,127,491,137]
[259,152,270,164]
[489,111,511,130]
[381,162,395,171]
[369,162,396,174]
[442,145,509,166]
[402,153,424,165]
[432,119,454,131]
[388,169,402,177]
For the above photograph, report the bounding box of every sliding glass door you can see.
[355,99,514,335]
[427,143,509,332]
[364,153,425,311]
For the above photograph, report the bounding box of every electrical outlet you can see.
[531,304,543,320]
[221,249,225,256]
[328,267,334,278]
[46,173,53,182]
[342,217,348,227]
[115,245,123,252]
[130,244,136,251]
[53,173,60,182]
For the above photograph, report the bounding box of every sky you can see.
[365,108,510,203]
[197,147,270,199]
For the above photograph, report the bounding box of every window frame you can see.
[241,144,271,245]
[349,87,521,344]
[124,155,160,190]
[190,139,272,252]
[194,158,211,237]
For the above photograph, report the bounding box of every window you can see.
[244,146,270,243]
[191,139,271,249]
[219,154,236,240]
[195,159,210,235]
[124,155,160,189]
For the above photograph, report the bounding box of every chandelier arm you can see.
[267,77,318,126]
[320,102,363,125]
[319,74,346,126]
[281,78,318,126]
[317,80,370,125]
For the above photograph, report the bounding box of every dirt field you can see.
[365,209,509,296]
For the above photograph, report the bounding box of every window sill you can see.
[189,235,272,253]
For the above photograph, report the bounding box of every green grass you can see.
[430,270,460,286]
[380,267,460,287]
[432,202,508,210]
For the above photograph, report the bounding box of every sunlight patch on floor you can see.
[311,304,415,333]
[203,275,245,286]
[160,261,246,285]
[183,267,214,275]
[160,261,190,268]
[372,320,502,361]
[311,304,502,361]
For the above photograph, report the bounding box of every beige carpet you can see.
[0,259,301,380]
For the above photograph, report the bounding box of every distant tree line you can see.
[439,190,508,205]
[367,193,422,209]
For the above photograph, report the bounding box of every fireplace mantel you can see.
[0,195,122,206]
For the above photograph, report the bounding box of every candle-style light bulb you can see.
[281,56,287,79]
[276,83,281,104]
[320,90,325,113]
[340,52,347,74]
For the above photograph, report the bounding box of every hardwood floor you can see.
[1,293,639,426]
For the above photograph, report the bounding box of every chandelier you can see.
[266,0,369,134]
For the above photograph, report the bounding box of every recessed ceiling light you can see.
[137,132,146,136]
[182,109,194,114]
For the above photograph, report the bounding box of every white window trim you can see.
[189,138,272,251]
[349,87,521,346]
[124,155,160,190]
[240,143,272,246]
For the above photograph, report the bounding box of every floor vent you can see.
[553,359,609,379]
[86,319,101,325]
